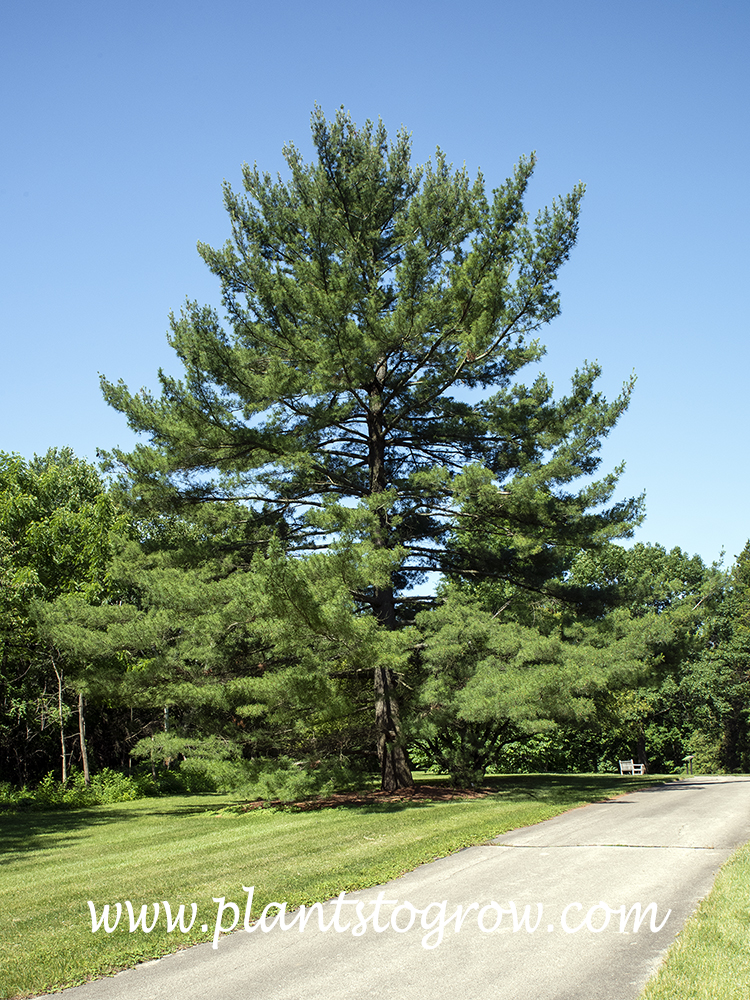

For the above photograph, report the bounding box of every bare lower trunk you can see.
[78,692,90,786]
[371,584,413,791]
[375,663,413,791]
[367,371,413,792]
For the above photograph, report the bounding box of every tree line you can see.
[2,109,747,793]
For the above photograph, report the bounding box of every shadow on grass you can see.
[0,795,245,858]
[257,773,674,815]
[486,774,670,800]
[0,806,139,859]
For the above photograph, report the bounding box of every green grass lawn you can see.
[640,838,750,1000]
[0,773,668,999]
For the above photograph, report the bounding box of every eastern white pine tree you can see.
[102,108,641,789]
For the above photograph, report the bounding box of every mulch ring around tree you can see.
[241,784,492,812]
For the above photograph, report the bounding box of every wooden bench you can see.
[619,759,645,775]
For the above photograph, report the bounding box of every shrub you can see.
[239,756,366,803]
[0,769,142,810]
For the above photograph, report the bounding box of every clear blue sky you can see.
[2,0,748,566]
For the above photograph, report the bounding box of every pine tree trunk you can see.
[368,372,413,791]
[375,664,413,790]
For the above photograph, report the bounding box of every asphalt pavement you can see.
[42,775,750,1000]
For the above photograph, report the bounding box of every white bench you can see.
[619,759,645,775]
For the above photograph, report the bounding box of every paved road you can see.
[46,776,750,1000]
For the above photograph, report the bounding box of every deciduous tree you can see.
[0,449,123,784]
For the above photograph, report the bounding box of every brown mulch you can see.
[241,784,492,812]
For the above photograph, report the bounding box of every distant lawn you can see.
[640,838,750,1000]
[0,773,668,999]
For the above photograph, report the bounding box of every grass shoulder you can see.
[640,836,750,1000]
